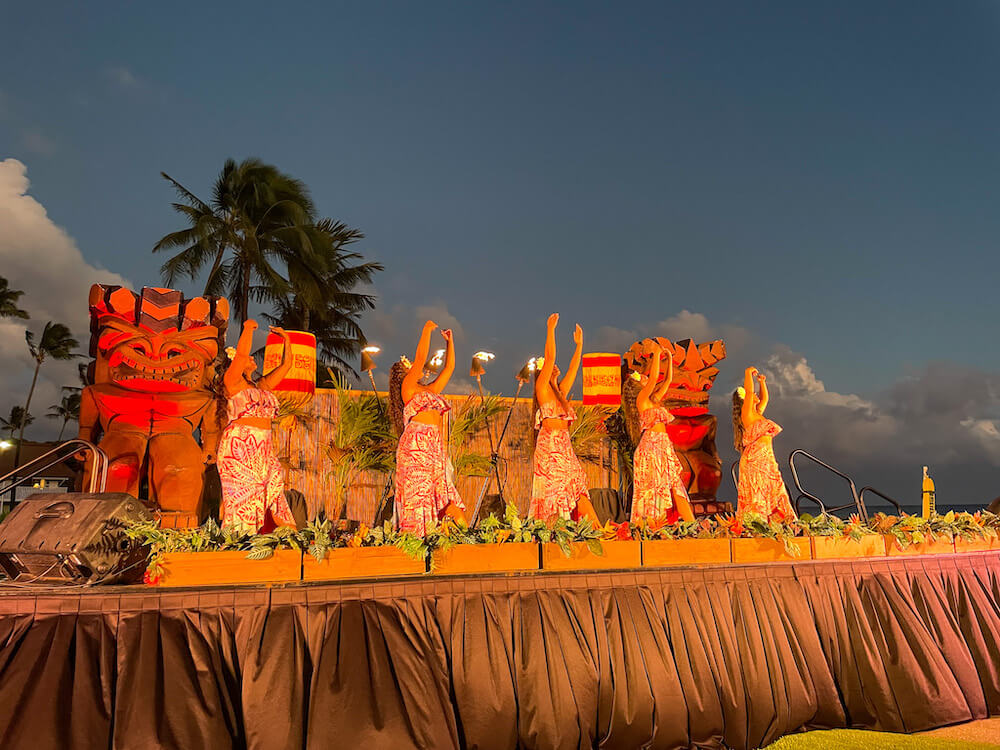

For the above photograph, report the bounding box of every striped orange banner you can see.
[264,331,316,408]
[581,352,621,406]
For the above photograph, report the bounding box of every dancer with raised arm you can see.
[733,366,796,522]
[631,341,695,524]
[389,320,466,536]
[218,320,297,533]
[528,313,598,523]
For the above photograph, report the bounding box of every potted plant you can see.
[870,513,955,556]
[301,520,428,580]
[952,511,1000,552]
[798,513,883,560]
[727,512,811,563]
[429,505,541,575]
[539,517,640,571]
[638,517,732,567]
[126,519,304,587]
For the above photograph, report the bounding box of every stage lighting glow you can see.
[0,440,11,451]
[473,351,495,362]
[362,346,381,354]
[428,349,445,369]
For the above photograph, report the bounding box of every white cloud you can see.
[105,66,144,91]
[0,159,130,437]
[21,129,56,156]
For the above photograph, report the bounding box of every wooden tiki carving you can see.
[623,337,728,512]
[77,284,229,525]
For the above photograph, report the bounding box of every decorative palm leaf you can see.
[569,404,615,465]
[323,376,395,520]
[449,394,507,477]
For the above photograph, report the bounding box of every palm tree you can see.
[47,392,82,441]
[264,219,382,376]
[153,158,323,324]
[0,407,33,439]
[16,322,80,465]
[0,277,28,320]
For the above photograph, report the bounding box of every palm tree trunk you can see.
[240,264,251,324]
[202,245,227,297]
[15,360,41,468]
[57,420,67,442]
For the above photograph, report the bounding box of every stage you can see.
[1,552,999,750]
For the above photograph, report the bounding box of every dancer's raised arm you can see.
[536,313,558,399]
[652,344,674,403]
[756,372,769,414]
[559,324,583,396]
[258,327,294,391]
[637,341,661,409]
[403,320,437,399]
[224,319,258,396]
[742,366,759,425]
[428,328,455,393]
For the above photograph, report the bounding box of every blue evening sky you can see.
[3,1,999,401]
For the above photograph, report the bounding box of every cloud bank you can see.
[0,159,130,437]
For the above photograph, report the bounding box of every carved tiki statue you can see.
[78,285,229,520]
[623,338,728,511]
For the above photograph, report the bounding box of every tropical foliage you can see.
[47,392,81,441]
[323,376,395,521]
[0,276,28,320]
[0,406,33,438]
[153,158,382,377]
[448,393,507,477]
[569,404,615,465]
[17,321,79,462]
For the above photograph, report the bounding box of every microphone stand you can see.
[471,376,528,526]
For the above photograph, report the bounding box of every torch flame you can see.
[473,351,495,362]
[429,349,446,368]
[362,345,381,354]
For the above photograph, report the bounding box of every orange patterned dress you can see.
[395,389,464,537]
[631,407,687,523]
[529,402,589,521]
[737,417,796,522]
[218,388,296,533]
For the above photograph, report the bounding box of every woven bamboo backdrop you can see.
[272,389,619,523]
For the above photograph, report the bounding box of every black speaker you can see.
[0,493,152,584]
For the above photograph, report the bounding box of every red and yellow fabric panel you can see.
[581,353,622,406]
[264,331,317,408]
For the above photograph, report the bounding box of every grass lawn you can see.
[764,728,999,749]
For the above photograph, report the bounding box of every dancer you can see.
[528,313,598,523]
[733,366,796,522]
[389,319,465,537]
[631,341,695,524]
[218,320,297,533]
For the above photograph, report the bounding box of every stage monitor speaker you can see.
[473,494,504,526]
[589,488,625,524]
[0,493,153,584]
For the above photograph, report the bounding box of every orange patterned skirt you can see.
[737,440,796,522]
[631,430,687,523]
[395,421,464,537]
[529,426,589,521]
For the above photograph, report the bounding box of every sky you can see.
[2,1,1000,507]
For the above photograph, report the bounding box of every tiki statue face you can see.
[88,285,229,393]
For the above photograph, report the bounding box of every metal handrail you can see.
[0,439,108,498]
[788,449,869,521]
[858,486,903,515]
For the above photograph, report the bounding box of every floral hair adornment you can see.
[399,355,412,369]
[736,386,746,399]
[630,371,643,382]
[535,356,545,369]
[225,346,237,360]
